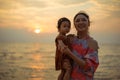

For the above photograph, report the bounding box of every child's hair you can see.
[57,17,71,29]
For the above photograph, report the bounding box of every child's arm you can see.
[58,70,65,80]
[63,70,71,80]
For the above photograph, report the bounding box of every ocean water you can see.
[0,43,120,80]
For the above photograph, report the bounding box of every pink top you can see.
[71,35,99,80]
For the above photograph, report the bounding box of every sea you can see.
[0,42,120,80]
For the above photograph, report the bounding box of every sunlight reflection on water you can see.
[0,43,120,80]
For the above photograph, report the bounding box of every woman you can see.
[58,11,99,80]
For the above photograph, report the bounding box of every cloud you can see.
[0,0,120,43]
[93,0,120,17]
[0,0,119,29]
[0,27,56,43]
[0,0,49,10]
[15,0,48,8]
[0,0,17,10]
[55,0,89,6]
[96,0,120,11]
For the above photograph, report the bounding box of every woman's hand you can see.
[58,40,67,53]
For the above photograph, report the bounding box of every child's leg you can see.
[58,70,65,80]
[62,59,72,80]
[63,70,71,80]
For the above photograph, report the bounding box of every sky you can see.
[0,0,120,44]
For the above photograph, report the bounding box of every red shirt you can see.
[71,36,99,80]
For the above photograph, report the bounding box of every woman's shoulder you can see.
[87,37,99,50]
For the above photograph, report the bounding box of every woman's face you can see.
[74,14,89,32]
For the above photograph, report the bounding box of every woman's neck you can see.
[77,31,88,39]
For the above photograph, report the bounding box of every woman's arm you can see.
[63,48,86,68]
[57,38,86,68]
[63,40,99,77]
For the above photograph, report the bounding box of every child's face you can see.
[59,21,70,35]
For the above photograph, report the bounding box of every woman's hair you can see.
[57,17,71,29]
[73,11,90,26]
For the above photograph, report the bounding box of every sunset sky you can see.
[0,0,120,44]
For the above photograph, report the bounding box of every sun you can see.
[34,28,41,34]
